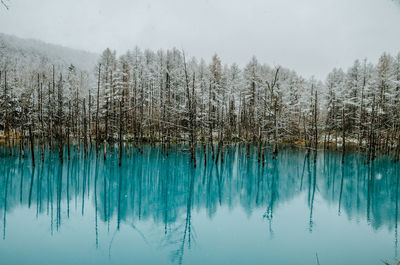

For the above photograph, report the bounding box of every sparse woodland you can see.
[1,44,400,166]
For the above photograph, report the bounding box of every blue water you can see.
[0,145,398,265]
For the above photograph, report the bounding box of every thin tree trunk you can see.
[314,90,318,163]
[95,64,101,156]
[83,98,88,158]
[342,108,346,164]
[119,101,122,167]
[29,125,35,167]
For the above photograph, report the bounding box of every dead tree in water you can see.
[56,74,64,164]
[88,91,92,146]
[313,89,318,163]
[341,107,346,164]
[192,73,197,167]
[266,67,280,159]
[29,125,35,167]
[208,83,214,160]
[39,76,44,162]
[2,70,12,156]
[95,64,101,156]
[395,132,400,162]
[3,47,400,163]
[83,98,88,158]
[118,101,122,167]
[67,101,71,161]
[165,70,171,156]
[257,129,262,163]
[304,113,311,157]
[368,96,376,164]
[183,51,197,167]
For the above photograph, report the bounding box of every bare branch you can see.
[1,0,9,10]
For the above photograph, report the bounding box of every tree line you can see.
[1,48,400,166]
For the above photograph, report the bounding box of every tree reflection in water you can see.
[0,144,399,263]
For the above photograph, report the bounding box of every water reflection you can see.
[0,145,399,264]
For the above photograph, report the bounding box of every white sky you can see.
[1,0,400,79]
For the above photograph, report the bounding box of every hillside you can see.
[0,33,99,73]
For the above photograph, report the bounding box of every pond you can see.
[0,145,398,265]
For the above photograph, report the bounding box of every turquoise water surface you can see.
[0,145,399,265]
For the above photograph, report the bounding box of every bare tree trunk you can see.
[83,98,88,158]
[395,131,400,162]
[313,90,318,163]
[88,92,92,148]
[40,81,44,162]
[261,144,265,167]
[67,101,71,161]
[341,108,346,164]
[183,51,196,167]
[3,70,11,157]
[29,125,35,167]
[119,101,122,167]
[368,96,376,164]
[19,126,24,158]
[208,83,214,159]
[273,98,278,159]
[95,64,101,156]
[203,142,207,166]
[192,73,197,167]
[215,140,220,164]
[258,128,262,163]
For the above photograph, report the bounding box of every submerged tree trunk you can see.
[29,125,35,167]
[395,132,400,163]
[203,142,207,166]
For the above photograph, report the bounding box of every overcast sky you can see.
[1,0,400,79]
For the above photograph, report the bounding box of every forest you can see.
[1,40,400,167]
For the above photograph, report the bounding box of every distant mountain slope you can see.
[0,33,99,73]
